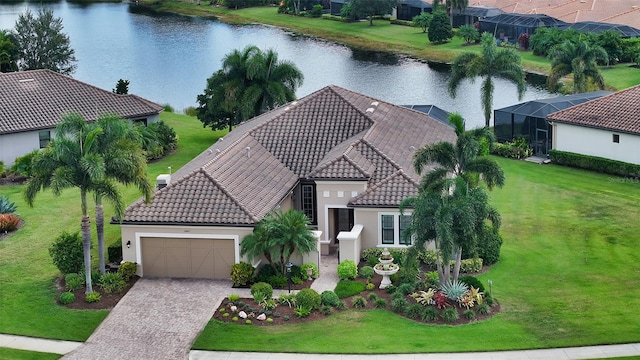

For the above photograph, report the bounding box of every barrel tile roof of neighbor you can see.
[0,69,163,135]
[122,85,456,225]
[547,84,640,135]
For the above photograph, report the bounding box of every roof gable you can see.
[0,69,163,135]
[349,171,419,207]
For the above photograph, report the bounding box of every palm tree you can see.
[402,113,504,285]
[24,115,123,294]
[547,39,607,94]
[0,29,18,72]
[220,45,261,125]
[240,209,315,275]
[449,32,526,127]
[91,115,153,274]
[446,0,468,26]
[413,113,505,192]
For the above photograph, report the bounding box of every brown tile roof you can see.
[123,85,456,225]
[547,84,640,134]
[0,69,163,135]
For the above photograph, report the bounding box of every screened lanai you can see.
[451,6,504,28]
[494,91,612,156]
[479,14,567,43]
[403,104,451,126]
[558,21,640,38]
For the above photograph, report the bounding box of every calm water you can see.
[0,1,554,128]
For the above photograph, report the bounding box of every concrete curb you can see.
[0,334,82,355]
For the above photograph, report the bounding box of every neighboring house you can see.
[558,21,640,39]
[394,0,432,21]
[0,69,163,167]
[451,5,504,28]
[330,0,346,16]
[478,13,567,43]
[119,85,456,279]
[547,84,640,165]
[494,91,611,156]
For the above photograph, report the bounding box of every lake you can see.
[0,1,554,128]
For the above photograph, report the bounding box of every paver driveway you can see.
[63,278,229,360]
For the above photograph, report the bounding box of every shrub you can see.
[10,150,39,177]
[245,319,252,325]
[459,276,485,293]
[320,290,339,307]
[267,275,287,289]
[59,292,76,305]
[283,315,290,321]
[365,282,375,291]
[454,258,483,273]
[417,250,437,267]
[254,264,278,283]
[260,298,278,310]
[107,241,123,264]
[334,280,365,298]
[358,266,374,280]
[184,106,198,117]
[477,302,491,315]
[228,294,240,302]
[291,276,303,285]
[320,305,332,315]
[293,305,312,318]
[85,292,101,303]
[266,317,273,323]
[367,292,378,301]
[337,260,357,279]
[391,297,408,313]
[397,283,415,296]
[406,303,423,319]
[163,104,174,112]
[335,301,346,310]
[412,12,432,33]
[301,262,319,279]
[232,316,238,322]
[222,313,230,317]
[98,273,126,294]
[424,271,439,290]
[422,306,438,322]
[391,291,405,302]
[550,149,640,178]
[351,296,367,309]
[148,121,178,157]
[491,138,533,159]
[410,289,435,306]
[385,284,396,294]
[250,282,273,303]
[309,4,323,17]
[441,280,469,302]
[118,261,137,282]
[428,10,453,43]
[0,214,20,232]
[464,309,476,320]
[374,298,387,308]
[278,293,297,308]
[296,288,321,310]
[477,227,502,266]
[0,194,18,214]
[49,231,84,275]
[441,307,459,322]
[458,24,479,44]
[65,273,84,291]
[484,294,495,307]
[362,248,382,266]
[230,262,255,287]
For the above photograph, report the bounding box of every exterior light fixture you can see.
[285,262,293,293]
[126,240,131,248]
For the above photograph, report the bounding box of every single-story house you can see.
[558,21,640,38]
[119,85,456,279]
[494,91,612,156]
[451,5,504,28]
[394,0,432,21]
[478,13,567,43]
[330,0,346,16]
[0,69,163,167]
[547,84,640,165]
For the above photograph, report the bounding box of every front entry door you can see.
[535,129,549,156]
[333,208,354,244]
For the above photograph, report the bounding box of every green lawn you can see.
[193,157,640,353]
[0,348,60,360]
[145,2,640,91]
[0,112,223,341]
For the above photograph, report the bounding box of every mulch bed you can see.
[213,273,499,327]
[0,220,24,241]
[0,174,27,186]
[55,275,140,310]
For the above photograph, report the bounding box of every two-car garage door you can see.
[141,237,234,279]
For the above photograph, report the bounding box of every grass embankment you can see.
[0,112,223,341]
[194,157,640,353]
[141,2,640,90]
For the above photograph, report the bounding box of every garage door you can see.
[141,237,234,279]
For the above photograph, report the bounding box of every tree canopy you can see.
[428,10,453,43]
[349,0,398,26]
[0,29,19,72]
[196,45,303,131]
[448,32,525,127]
[13,8,77,74]
[547,39,607,94]
[412,13,432,33]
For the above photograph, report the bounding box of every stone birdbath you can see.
[373,248,399,289]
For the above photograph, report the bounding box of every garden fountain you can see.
[373,248,399,289]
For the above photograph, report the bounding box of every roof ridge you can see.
[548,84,640,119]
[343,153,372,178]
[601,7,640,21]
[201,132,254,172]
[359,139,402,172]
[200,169,259,223]
[349,169,416,204]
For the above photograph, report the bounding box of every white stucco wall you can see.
[0,129,53,167]
[554,123,640,165]
[315,180,368,242]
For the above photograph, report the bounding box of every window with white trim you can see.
[380,213,412,246]
[301,183,316,225]
[38,130,51,149]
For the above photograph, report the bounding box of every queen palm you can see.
[449,32,526,127]
[24,116,124,294]
[547,39,607,94]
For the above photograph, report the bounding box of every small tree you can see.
[349,0,398,26]
[457,24,479,45]
[428,10,452,43]
[113,79,130,94]
[49,231,84,275]
[412,12,432,33]
[13,8,77,74]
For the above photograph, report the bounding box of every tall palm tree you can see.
[413,113,505,192]
[446,0,468,26]
[91,115,152,274]
[449,32,526,127]
[547,39,607,94]
[221,45,261,126]
[24,116,123,294]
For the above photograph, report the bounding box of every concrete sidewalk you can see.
[0,334,81,355]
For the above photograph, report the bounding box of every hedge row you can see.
[549,150,640,178]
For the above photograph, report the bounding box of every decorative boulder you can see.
[238,311,247,319]
[257,313,267,321]
[230,305,237,312]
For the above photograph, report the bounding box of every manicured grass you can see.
[145,2,640,90]
[0,348,60,360]
[0,113,223,341]
[194,157,640,353]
